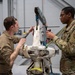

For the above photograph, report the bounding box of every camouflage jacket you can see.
[53,20,75,74]
[0,31,20,73]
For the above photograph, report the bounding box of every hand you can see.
[28,26,34,33]
[46,31,55,39]
[16,38,26,50]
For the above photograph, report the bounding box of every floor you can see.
[12,55,62,75]
[12,64,62,75]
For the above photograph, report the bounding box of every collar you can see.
[66,20,75,32]
[3,31,14,40]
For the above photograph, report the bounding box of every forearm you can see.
[53,36,67,50]
[10,47,20,66]
[53,36,75,56]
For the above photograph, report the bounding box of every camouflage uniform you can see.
[53,20,75,75]
[0,31,20,75]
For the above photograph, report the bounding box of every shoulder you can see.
[69,27,75,42]
[0,34,9,46]
[0,33,8,41]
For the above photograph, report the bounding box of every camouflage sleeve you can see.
[0,45,13,65]
[53,36,67,51]
[53,30,75,56]
[12,36,21,44]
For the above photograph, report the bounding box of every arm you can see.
[0,38,26,67]
[12,26,34,56]
[18,26,34,55]
[10,38,26,66]
[25,26,34,36]
[12,26,34,43]
[46,29,75,56]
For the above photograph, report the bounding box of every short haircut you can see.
[62,6,75,18]
[3,16,17,30]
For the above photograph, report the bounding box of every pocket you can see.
[60,59,71,72]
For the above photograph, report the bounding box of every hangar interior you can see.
[0,0,75,75]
